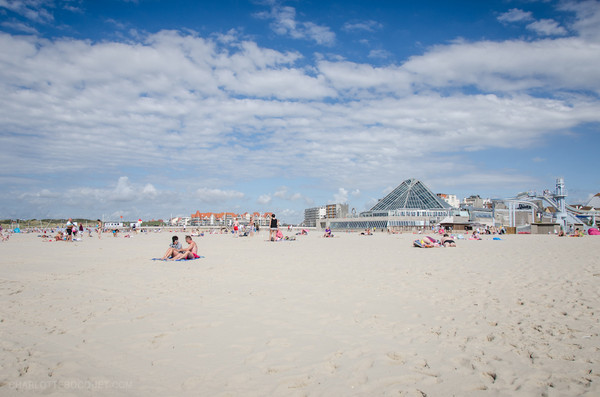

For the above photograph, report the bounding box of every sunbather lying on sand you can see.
[441,234,456,247]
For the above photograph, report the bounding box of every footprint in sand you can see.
[386,352,406,364]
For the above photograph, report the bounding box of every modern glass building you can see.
[368,178,450,214]
[328,178,451,231]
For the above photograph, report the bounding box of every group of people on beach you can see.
[50,218,104,242]
[161,235,200,260]
[0,225,8,242]
[159,214,288,259]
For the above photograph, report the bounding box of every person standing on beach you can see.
[65,218,74,242]
[269,214,278,241]
[96,219,102,239]
[233,218,239,236]
[249,215,255,236]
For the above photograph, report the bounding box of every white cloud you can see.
[273,186,310,203]
[142,183,157,197]
[526,19,567,36]
[195,188,245,203]
[498,8,533,23]
[255,4,335,45]
[367,49,391,59]
[0,20,38,33]
[2,1,600,220]
[113,176,136,201]
[0,0,54,23]
[333,188,348,203]
[318,61,412,95]
[342,20,383,32]
[429,172,539,193]
[257,194,272,205]
[278,208,300,222]
[402,37,600,94]
[329,188,361,204]
[560,0,600,41]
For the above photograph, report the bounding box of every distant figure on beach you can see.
[96,219,102,239]
[170,236,200,260]
[162,235,183,259]
[249,216,255,236]
[269,214,278,241]
[414,236,440,248]
[571,228,584,237]
[361,228,372,236]
[323,227,333,238]
[441,234,456,247]
[233,219,239,236]
[54,231,64,241]
[470,231,482,240]
[65,218,74,242]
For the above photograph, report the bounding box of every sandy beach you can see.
[1,231,599,396]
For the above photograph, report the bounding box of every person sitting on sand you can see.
[162,235,183,259]
[441,233,456,247]
[54,231,64,241]
[170,236,200,260]
[470,231,482,240]
[323,227,333,238]
[570,228,584,237]
[360,228,372,236]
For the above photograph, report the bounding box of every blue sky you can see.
[1,0,599,223]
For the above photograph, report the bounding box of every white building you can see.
[303,206,327,227]
[437,193,460,208]
[170,217,191,226]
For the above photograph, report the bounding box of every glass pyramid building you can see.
[368,178,450,212]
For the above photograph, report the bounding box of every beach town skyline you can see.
[1,0,599,224]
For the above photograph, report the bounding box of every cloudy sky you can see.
[1,0,599,223]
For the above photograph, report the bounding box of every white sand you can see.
[1,231,599,396]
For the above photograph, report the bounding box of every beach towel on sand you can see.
[413,240,435,248]
[152,256,204,261]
